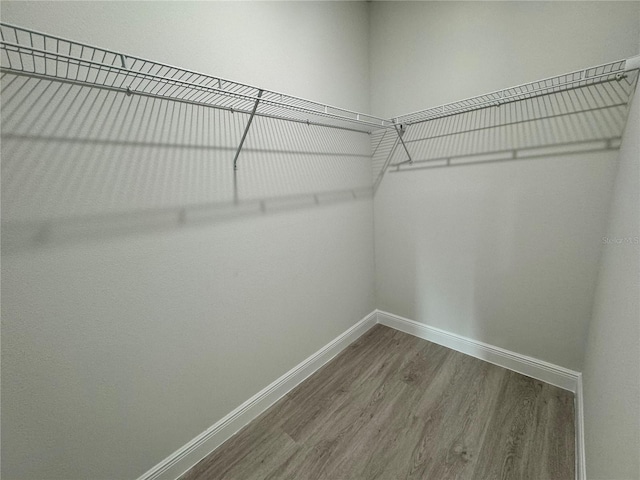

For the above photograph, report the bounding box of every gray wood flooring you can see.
[180,325,575,480]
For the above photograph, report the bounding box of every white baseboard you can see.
[139,309,584,480]
[575,374,586,480]
[376,310,584,480]
[136,310,378,480]
[375,310,580,393]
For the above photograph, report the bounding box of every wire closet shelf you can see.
[0,22,392,134]
[369,55,639,187]
[392,58,640,126]
[2,22,639,170]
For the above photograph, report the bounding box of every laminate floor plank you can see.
[521,383,575,480]
[281,327,414,443]
[418,357,506,480]
[179,325,575,480]
[293,338,420,478]
[472,370,575,480]
[354,342,454,479]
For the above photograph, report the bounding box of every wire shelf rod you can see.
[0,49,384,130]
[403,102,628,144]
[0,22,392,130]
[405,77,628,127]
[394,58,638,125]
[396,74,625,125]
[0,22,340,108]
[0,42,285,107]
[0,69,371,134]
[2,23,639,150]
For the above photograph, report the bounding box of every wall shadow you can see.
[1,74,373,251]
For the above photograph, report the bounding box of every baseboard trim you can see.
[575,374,586,480]
[376,310,583,480]
[136,310,378,480]
[139,309,583,480]
[375,310,580,393]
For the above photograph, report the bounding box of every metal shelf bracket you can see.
[394,124,413,164]
[233,89,263,171]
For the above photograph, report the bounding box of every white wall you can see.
[370,1,640,119]
[3,2,639,479]
[0,2,374,479]
[370,1,640,370]
[582,49,640,480]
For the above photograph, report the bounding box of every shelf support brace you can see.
[394,124,413,164]
[233,89,263,171]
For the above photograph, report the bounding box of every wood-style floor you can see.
[180,325,575,480]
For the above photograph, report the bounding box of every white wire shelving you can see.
[392,58,640,126]
[371,56,640,186]
[0,22,392,136]
[1,22,639,183]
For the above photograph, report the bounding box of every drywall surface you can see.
[370,2,640,119]
[582,67,640,479]
[0,2,374,479]
[370,1,640,370]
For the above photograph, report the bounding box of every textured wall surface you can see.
[0,2,375,479]
[370,1,639,370]
[583,54,640,480]
[2,2,639,479]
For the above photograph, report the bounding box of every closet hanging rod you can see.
[393,55,640,126]
[0,22,393,133]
